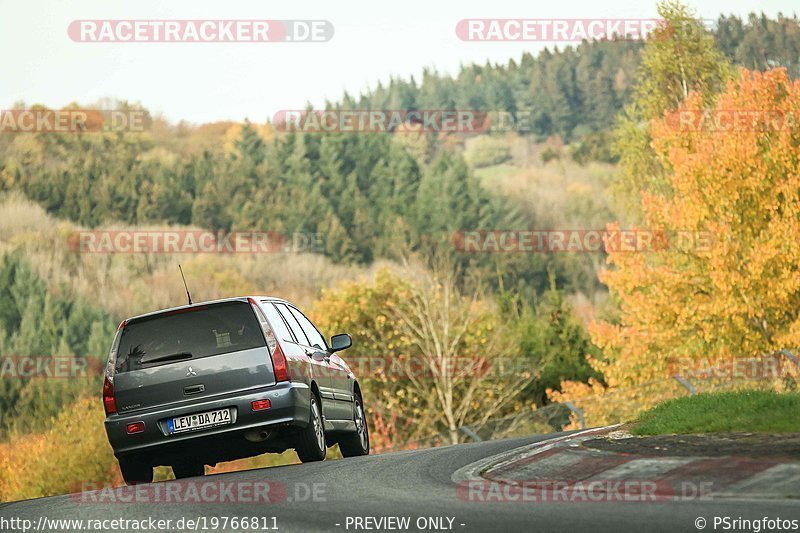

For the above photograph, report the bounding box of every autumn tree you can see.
[311,267,534,447]
[553,68,800,425]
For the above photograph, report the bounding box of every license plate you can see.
[168,408,231,434]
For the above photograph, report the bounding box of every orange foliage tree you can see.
[552,68,800,425]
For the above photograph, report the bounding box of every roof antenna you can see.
[179,264,193,305]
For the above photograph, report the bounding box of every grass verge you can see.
[632,390,800,435]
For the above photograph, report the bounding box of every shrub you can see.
[540,146,561,163]
[0,396,120,502]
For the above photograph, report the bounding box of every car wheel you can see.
[338,395,370,457]
[119,458,153,485]
[295,393,327,462]
[172,463,206,479]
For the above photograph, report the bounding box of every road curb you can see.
[454,427,800,502]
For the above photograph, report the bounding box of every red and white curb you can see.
[452,426,800,501]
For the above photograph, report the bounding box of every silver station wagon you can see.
[102,296,369,484]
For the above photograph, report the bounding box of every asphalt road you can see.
[1,432,798,533]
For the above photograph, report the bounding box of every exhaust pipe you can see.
[244,429,272,443]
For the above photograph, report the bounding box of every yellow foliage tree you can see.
[310,269,420,450]
[311,268,533,448]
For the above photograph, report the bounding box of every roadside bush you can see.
[0,396,120,502]
[540,146,561,163]
[569,131,618,165]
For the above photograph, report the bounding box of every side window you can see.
[289,306,327,351]
[275,303,310,346]
[260,301,295,344]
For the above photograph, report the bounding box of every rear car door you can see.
[272,302,337,421]
[288,305,353,421]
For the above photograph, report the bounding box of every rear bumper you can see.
[105,381,310,463]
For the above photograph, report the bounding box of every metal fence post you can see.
[673,374,696,395]
[459,426,482,442]
[779,349,800,369]
[563,401,586,429]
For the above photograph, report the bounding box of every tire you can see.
[172,463,205,479]
[338,395,370,457]
[119,458,153,485]
[295,393,327,462]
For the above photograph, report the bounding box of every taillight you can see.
[103,376,117,415]
[272,343,288,382]
[249,298,288,382]
[103,319,125,416]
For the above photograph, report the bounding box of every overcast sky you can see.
[1,0,797,124]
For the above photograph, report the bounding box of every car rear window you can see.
[115,301,265,373]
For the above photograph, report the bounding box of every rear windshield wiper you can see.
[140,351,193,365]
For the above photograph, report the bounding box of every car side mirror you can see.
[330,333,352,353]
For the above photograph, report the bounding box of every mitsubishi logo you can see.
[186,366,197,377]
